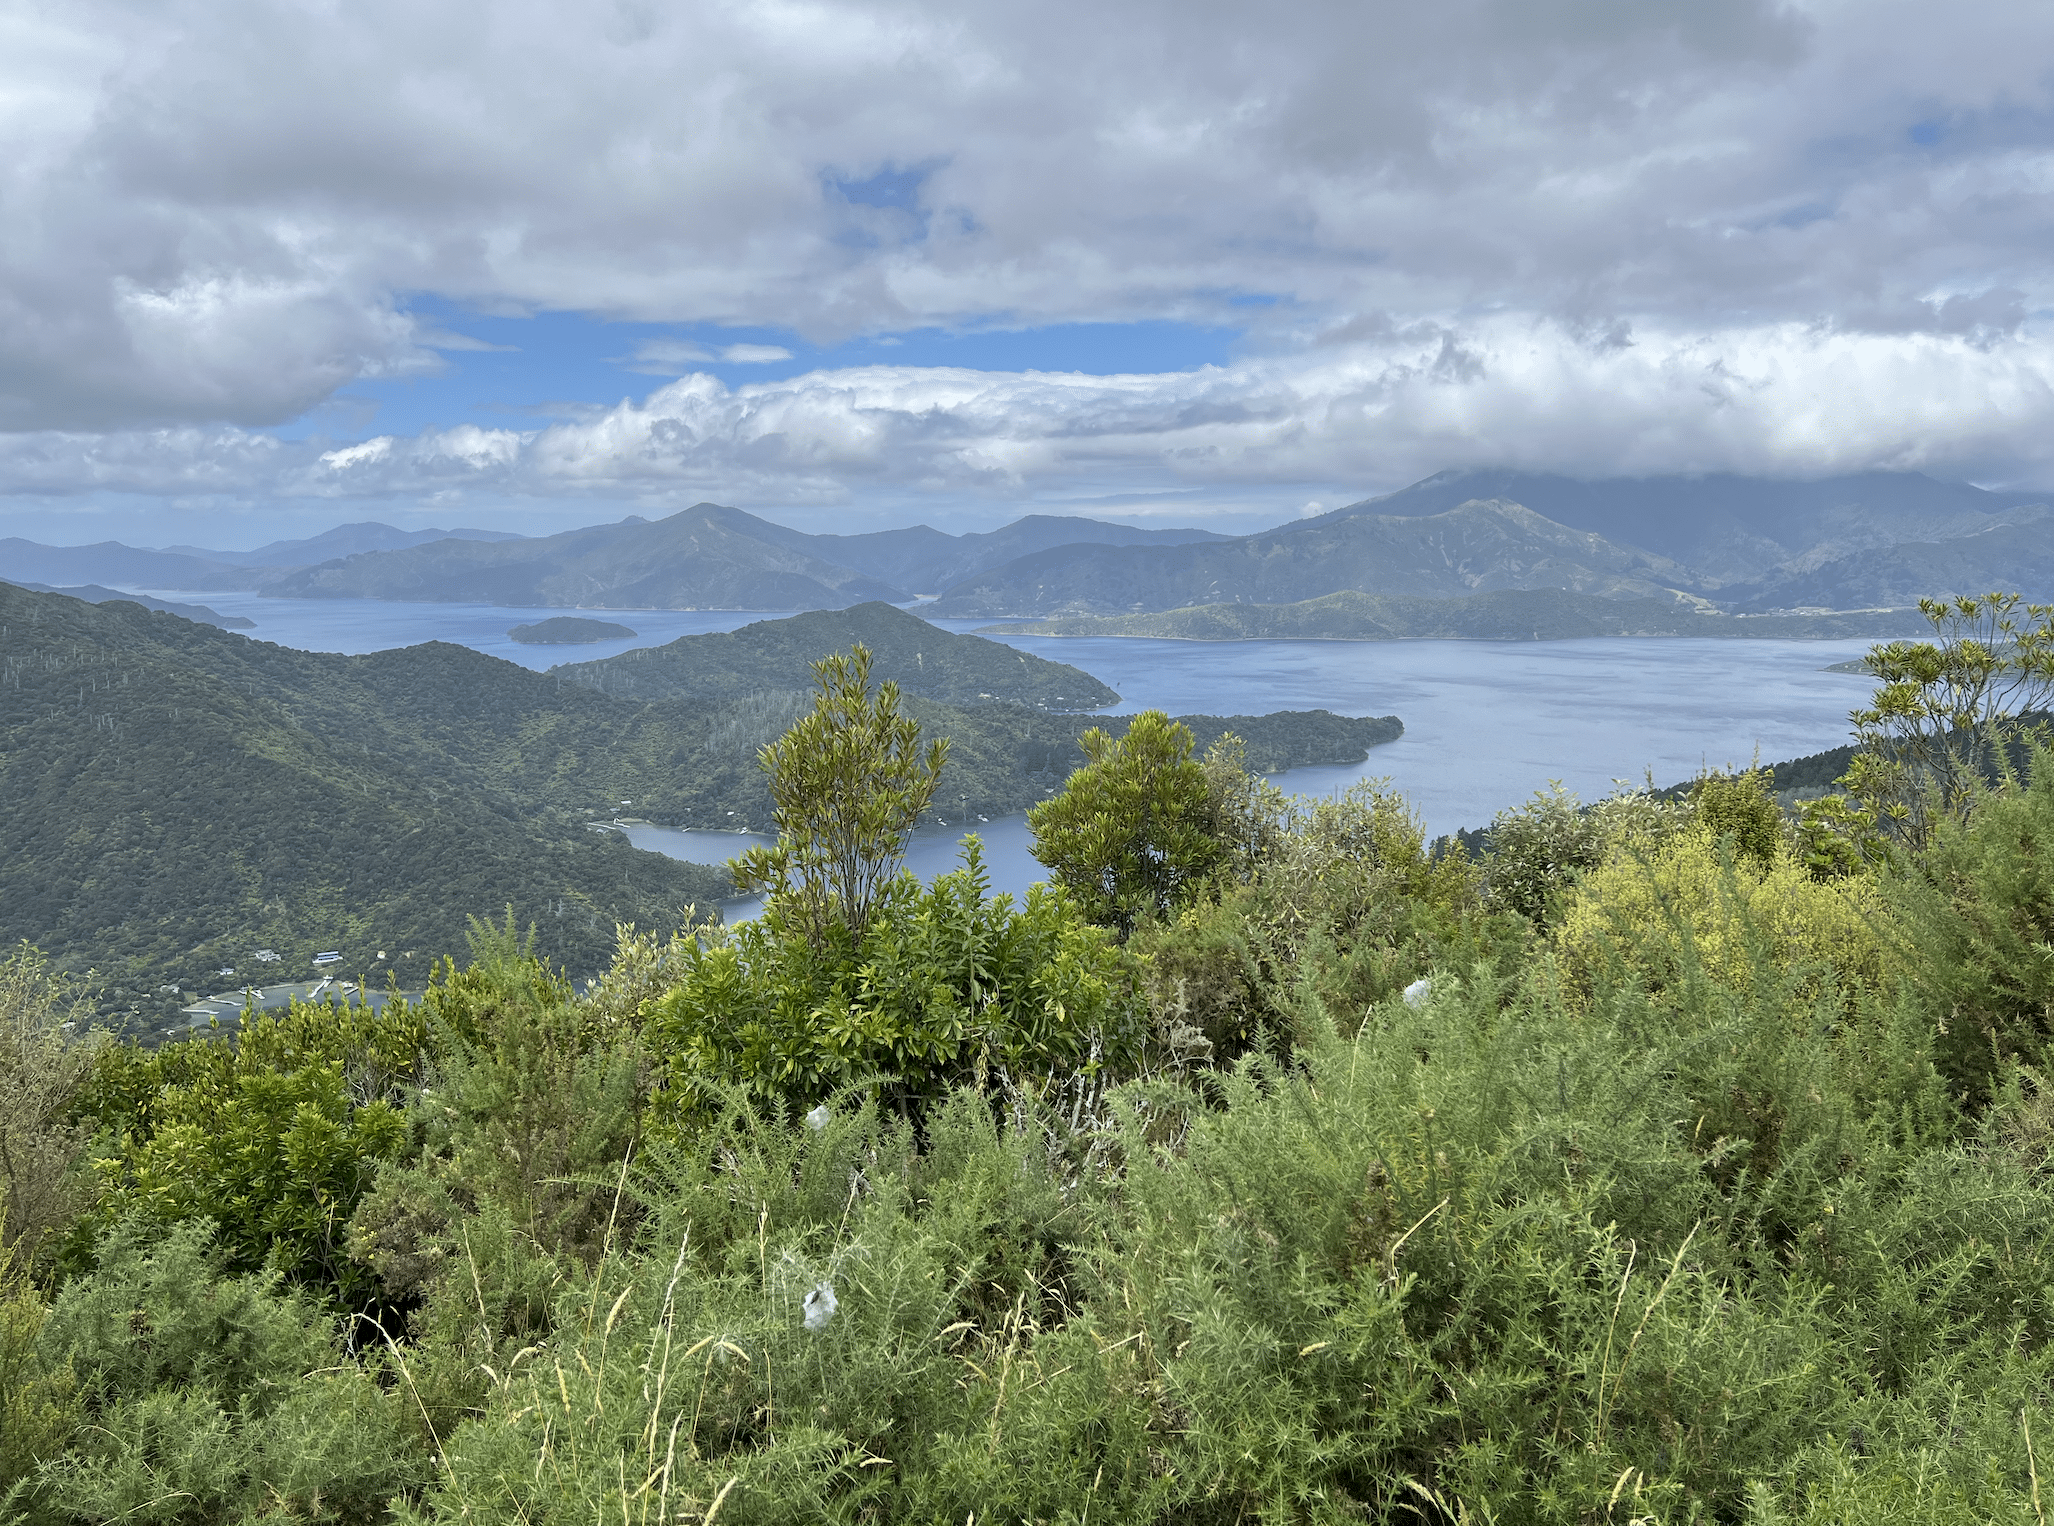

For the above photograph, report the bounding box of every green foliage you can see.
[1690,765,1783,867]
[731,644,948,946]
[0,1232,78,1499]
[1136,778,1518,1058]
[75,993,425,1301]
[23,1218,425,1523]
[650,844,1143,1116]
[553,599,1119,710]
[1480,781,1617,924]
[394,939,2054,1526]
[1029,710,1223,938]
[1554,819,1885,1003]
[1890,745,2054,1104]
[385,915,643,1255]
[1850,591,2054,846]
[0,947,99,1268]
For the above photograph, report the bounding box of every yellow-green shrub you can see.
[1555,825,1884,999]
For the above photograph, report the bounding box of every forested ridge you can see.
[0,587,1396,1016]
[551,600,1119,709]
[988,586,1934,642]
[7,595,2054,1522]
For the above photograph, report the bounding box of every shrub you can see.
[1890,746,2054,1103]
[25,1218,426,1522]
[1554,822,1884,1002]
[648,843,1144,1118]
[0,945,100,1269]
[75,992,422,1303]
[1133,779,1518,1057]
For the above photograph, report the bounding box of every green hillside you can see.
[0,588,1402,1013]
[986,586,1934,640]
[0,587,729,1022]
[551,601,1119,710]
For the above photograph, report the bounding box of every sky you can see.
[6,0,2054,548]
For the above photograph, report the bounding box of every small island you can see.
[508,616,638,645]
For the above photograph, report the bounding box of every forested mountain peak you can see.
[551,600,1118,709]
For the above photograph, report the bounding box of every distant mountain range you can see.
[0,580,253,628]
[3,506,1229,612]
[8,468,2051,622]
[1329,469,2050,588]
[160,519,523,568]
[926,499,1697,617]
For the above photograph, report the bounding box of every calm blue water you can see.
[139,590,1881,905]
[135,588,768,668]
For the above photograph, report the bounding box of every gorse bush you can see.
[0,945,99,1270]
[1554,821,1885,1001]
[21,1218,424,1524]
[1889,744,2054,1104]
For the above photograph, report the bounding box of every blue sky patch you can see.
[288,300,1245,441]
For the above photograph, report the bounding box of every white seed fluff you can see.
[803,1281,838,1331]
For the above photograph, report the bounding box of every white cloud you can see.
[618,340,795,374]
[6,0,2054,504]
[13,319,2054,527]
[619,339,714,374]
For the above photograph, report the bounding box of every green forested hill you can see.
[0,588,1402,1013]
[551,601,1119,709]
[0,588,730,1021]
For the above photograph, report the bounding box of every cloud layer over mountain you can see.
[6,0,2054,528]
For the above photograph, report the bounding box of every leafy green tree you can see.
[649,843,1142,1117]
[1027,710,1222,937]
[75,994,424,1303]
[1849,591,2054,846]
[731,644,948,947]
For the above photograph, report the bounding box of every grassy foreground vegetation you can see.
[8,604,2054,1521]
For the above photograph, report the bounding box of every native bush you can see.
[1482,780,1684,926]
[1134,779,1520,1057]
[74,990,424,1302]
[647,842,1145,1118]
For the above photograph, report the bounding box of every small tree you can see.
[1028,710,1222,938]
[730,644,948,946]
[1848,592,2054,848]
